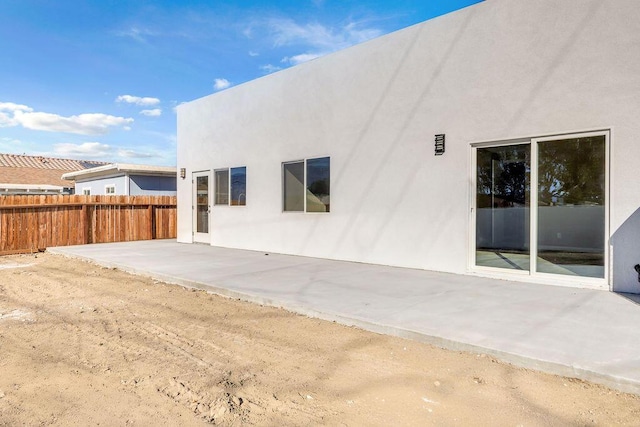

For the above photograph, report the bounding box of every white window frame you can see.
[282,160,304,212]
[82,188,91,195]
[214,168,229,206]
[105,184,116,195]
[213,166,247,207]
[469,129,610,290]
[282,156,330,213]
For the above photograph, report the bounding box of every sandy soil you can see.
[0,253,639,426]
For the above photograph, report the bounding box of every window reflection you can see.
[306,157,330,212]
[196,176,208,233]
[476,144,530,270]
[215,170,229,205]
[283,162,304,211]
[537,136,605,277]
[230,167,246,206]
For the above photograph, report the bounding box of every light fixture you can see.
[435,134,445,156]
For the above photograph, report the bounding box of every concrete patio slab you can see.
[49,240,640,395]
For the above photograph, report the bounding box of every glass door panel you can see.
[536,135,606,278]
[196,175,209,233]
[192,171,210,243]
[476,144,530,270]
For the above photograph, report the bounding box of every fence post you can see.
[152,205,157,239]
[147,204,156,239]
[82,203,94,244]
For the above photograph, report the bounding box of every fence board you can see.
[0,195,176,255]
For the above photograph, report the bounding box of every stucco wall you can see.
[177,0,640,292]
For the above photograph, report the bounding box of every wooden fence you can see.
[0,195,177,255]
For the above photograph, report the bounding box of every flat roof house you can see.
[62,163,177,196]
[177,0,640,294]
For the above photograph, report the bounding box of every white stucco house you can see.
[177,0,640,294]
[62,163,177,196]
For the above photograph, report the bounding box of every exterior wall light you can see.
[180,168,186,179]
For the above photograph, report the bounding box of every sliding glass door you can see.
[474,131,608,283]
[476,143,530,270]
[534,134,606,278]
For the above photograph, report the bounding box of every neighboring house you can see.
[176,0,640,294]
[61,163,177,196]
[0,154,106,195]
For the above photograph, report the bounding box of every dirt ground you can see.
[1,253,639,426]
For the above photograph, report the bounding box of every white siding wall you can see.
[76,175,127,195]
[177,0,640,292]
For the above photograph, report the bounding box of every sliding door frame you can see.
[469,129,610,290]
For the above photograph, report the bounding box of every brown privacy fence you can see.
[0,195,177,255]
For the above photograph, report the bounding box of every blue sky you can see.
[0,0,481,166]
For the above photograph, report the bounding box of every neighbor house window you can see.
[82,188,91,195]
[215,166,247,206]
[283,157,330,212]
[105,185,115,194]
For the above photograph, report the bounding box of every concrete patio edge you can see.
[48,246,640,396]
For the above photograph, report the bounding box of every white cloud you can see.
[52,142,160,161]
[1,101,134,135]
[116,26,158,43]
[0,102,33,112]
[0,102,33,126]
[268,19,381,50]
[12,110,133,135]
[248,50,259,57]
[256,18,382,69]
[214,78,231,91]
[116,95,161,106]
[54,142,113,159]
[260,64,282,74]
[140,108,162,117]
[242,26,254,39]
[0,112,16,127]
[281,53,322,66]
[117,149,157,159]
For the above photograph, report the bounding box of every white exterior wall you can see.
[76,174,176,196]
[76,175,127,195]
[177,0,640,293]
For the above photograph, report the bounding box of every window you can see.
[82,188,91,195]
[215,167,246,206]
[230,167,246,206]
[105,185,115,195]
[474,131,608,281]
[214,170,229,205]
[283,157,330,212]
[283,162,304,211]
